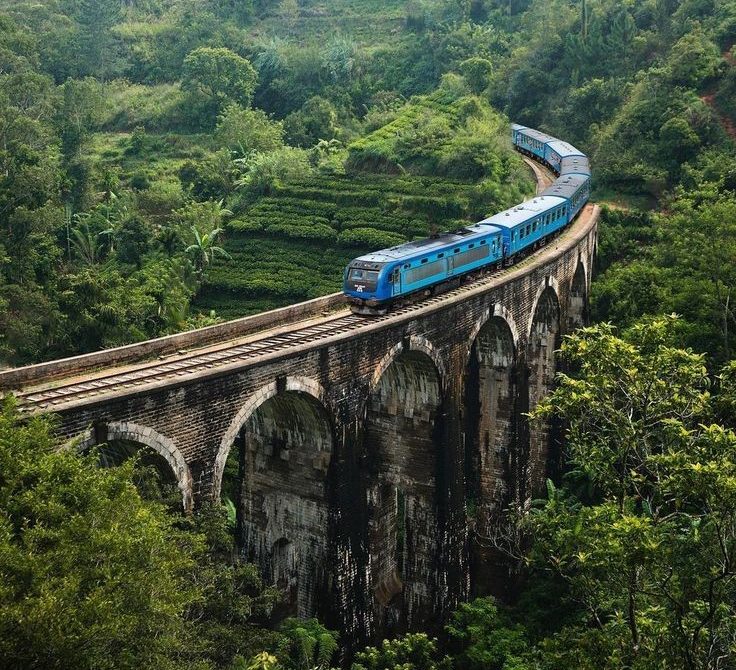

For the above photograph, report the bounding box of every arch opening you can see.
[527,286,561,498]
[464,316,517,532]
[222,389,333,619]
[566,261,588,333]
[464,316,518,597]
[77,422,191,512]
[364,349,443,634]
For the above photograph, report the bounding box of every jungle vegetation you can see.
[1,0,736,668]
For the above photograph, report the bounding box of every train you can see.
[343,124,591,315]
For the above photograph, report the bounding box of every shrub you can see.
[337,227,405,248]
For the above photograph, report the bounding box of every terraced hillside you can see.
[195,90,534,319]
[252,0,407,47]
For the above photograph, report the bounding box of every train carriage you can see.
[344,225,503,314]
[541,174,591,221]
[545,140,586,175]
[481,196,568,257]
[559,154,591,177]
[514,127,556,163]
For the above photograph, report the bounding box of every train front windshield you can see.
[350,268,379,282]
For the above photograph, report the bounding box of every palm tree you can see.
[185,225,230,276]
[70,222,102,266]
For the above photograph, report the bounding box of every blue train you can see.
[343,124,591,315]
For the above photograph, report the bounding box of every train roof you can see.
[480,195,567,229]
[547,139,585,158]
[511,123,527,131]
[517,127,556,144]
[353,224,502,264]
[540,174,589,199]
[560,155,591,176]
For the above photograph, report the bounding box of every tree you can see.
[235,147,312,195]
[322,37,357,83]
[528,318,736,669]
[183,47,258,127]
[216,105,285,155]
[446,598,530,670]
[186,225,230,275]
[0,398,199,669]
[459,57,493,94]
[284,96,339,147]
[74,0,124,78]
[278,0,300,33]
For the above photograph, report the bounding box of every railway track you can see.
[522,156,556,193]
[12,162,579,413]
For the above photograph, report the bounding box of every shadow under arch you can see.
[566,258,588,333]
[463,309,519,597]
[364,344,443,635]
[73,421,193,512]
[525,283,562,500]
[216,377,334,619]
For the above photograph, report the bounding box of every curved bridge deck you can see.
[3,202,599,414]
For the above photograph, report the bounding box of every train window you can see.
[469,243,475,248]
[438,252,444,258]
[404,264,410,269]
[353,270,378,281]
[421,258,428,264]
[454,248,460,253]
[480,240,486,245]
[520,228,525,239]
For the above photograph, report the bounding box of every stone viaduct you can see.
[0,204,599,644]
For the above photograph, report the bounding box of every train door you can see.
[391,267,402,296]
[447,255,455,277]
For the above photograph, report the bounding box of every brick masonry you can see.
[14,206,598,646]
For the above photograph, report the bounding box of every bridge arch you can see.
[216,377,333,619]
[364,345,443,633]
[565,257,588,333]
[370,335,446,394]
[214,376,328,495]
[73,421,193,512]
[463,308,518,527]
[526,280,562,498]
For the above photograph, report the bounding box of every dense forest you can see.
[1,0,736,668]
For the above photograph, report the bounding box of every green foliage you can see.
[0,399,198,669]
[351,633,451,670]
[183,47,258,128]
[446,598,530,669]
[217,105,285,154]
[276,618,338,670]
[284,96,340,148]
[459,56,494,94]
[526,319,736,669]
[236,147,313,195]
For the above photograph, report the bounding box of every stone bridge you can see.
[0,203,599,643]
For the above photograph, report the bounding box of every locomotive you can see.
[343,124,591,315]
